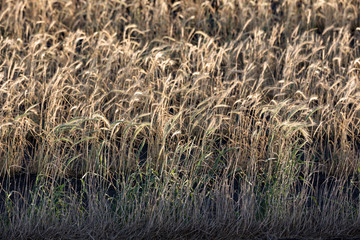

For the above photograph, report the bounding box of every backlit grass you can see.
[0,0,360,239]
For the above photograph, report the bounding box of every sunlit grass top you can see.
[0,0,359,180]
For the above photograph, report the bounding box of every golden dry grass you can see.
[0,0,360,239]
